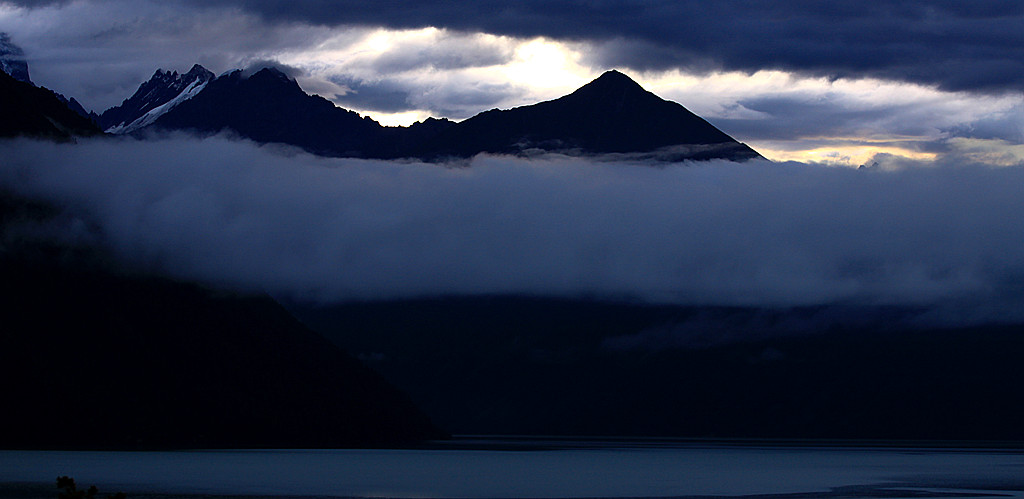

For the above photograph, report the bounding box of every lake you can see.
[2,439,1023,498]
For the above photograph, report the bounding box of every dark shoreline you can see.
[6,436,1024,453]
[0,483,346,499]
[422,435,1024,452]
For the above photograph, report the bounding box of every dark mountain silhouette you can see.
[0,69,102,140]
[149,67,388,157]
[290,296,1024,441]
[54,92,100,123]
[0,33,100,128]
[0,190,445,449]
[7,57,759,160]
[409,70,762,161]
[99,64,214,133]
[140,68,760,161]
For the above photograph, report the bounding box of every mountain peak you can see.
[240,66,303,94]
[251,66,291,80]
[152,68,176,79]
[412,68,763,161]
[596,69,640,85]
[232,64,295,83]
[185,64,213,79]
[570,69,649,98]
[185,65,216,86]
[149,65,212,83]
[100,64,215,133]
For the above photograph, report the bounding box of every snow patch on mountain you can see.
[106,77,210,134]
[101,64,214,134]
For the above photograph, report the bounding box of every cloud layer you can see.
[3,136,1024,326]
[161,0,1024,93]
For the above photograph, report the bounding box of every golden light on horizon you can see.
[752,143,938,166]
[364,109,434,127]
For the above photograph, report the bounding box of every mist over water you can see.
[3,136,1024,324]
[1,446,1023,498]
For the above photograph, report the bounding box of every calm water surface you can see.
[2,440,1023,498]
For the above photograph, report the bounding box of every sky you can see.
[2,0,1023,166]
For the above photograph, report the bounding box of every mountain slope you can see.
[150,68,388,157]
[54,93,99,122]
[0,33,100,127]
[0,190,445,448]
[100,64,214,133]
[0,69,103,140]
[406,70,762,161]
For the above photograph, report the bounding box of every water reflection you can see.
[1,439,1022,498]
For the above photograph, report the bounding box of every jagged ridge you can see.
[100,64,214,133]
[136,67,762,162]
[0,69,102,140]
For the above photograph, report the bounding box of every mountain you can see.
[408,70,762,161]
[0,190,445,448]
[136,67,759,161]
[0,69,103,140]
[149,67,388,157]
[0,33,101,135]
[100,64,215,133]
[0,32,31,84]
[54,92,100,122]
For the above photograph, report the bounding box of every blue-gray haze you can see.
[3,136,1023,327]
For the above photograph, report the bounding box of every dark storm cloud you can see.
[137,0,1024,93]
[714,97,916,142]
[6,0,1024,92]
[944,103,1024,142]
[700,93,994,149]
[358,34,514,74]
[681,80,1022,151]
[3,136,1024,327]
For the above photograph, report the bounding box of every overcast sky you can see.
[2,0,1024,165]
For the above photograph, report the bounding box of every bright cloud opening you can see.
[499,37,593,93]
[753,144,938,166]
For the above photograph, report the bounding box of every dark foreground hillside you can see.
[0,70,101,140]
[0,191,444,449]
[291,296,1024,441]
